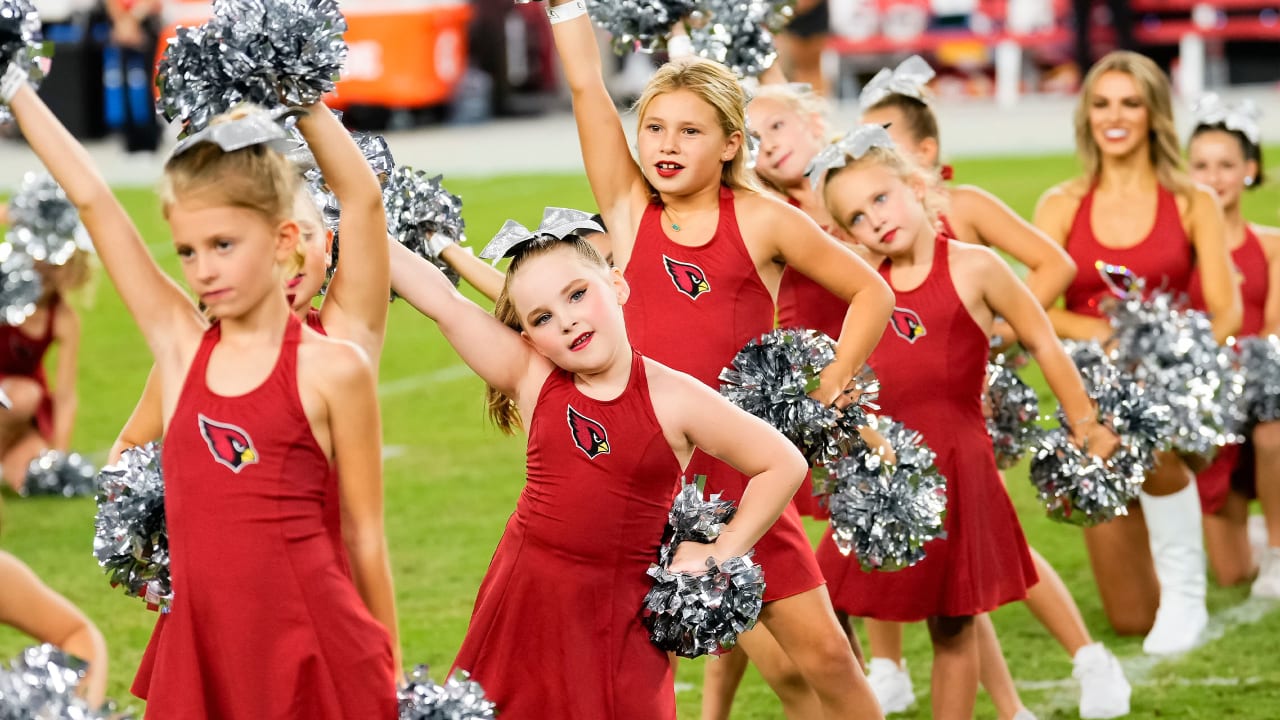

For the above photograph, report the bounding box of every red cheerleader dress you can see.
[303,307,352,577]
[451,352,679,720]
[1063,184,1193,317]
[0,295,59,441]
[816,237,1038,621]
[623,185,825,602]
[1188,226,1271,513]
[132,315,396,719]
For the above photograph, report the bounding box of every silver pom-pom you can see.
[642,480,765,658]
[93,442,172,611]
[687,0,781,78]
[586,0,696,53]
[720,329,864,469]
[0,242,41,325]
[157,0,347,134]
[398,665,497,720]
[1027,341,1171,525]
[1105,286,1246,455]
[20,451,96,498]
[1236,335,1280,425]
[383,167,466,288]
[6,172,91,266]
[825,416,947,570]
[0,0,50,125]
[985,359,1044,469]
[0,644,121,720]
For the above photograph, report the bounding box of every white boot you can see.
[1139,481,1209,655]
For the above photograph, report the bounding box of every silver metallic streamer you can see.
[383,167,466,288]
[825,415,947,570]
[93,442,172,611]
[1236,335,1280,424]
[686,0,789,78]
[720,329,864,468]
[21,451,95,498]
[0,0,50,125]
[0,242,40,325]
[1027,341,1171,525]
[985,358,1044,469]
[642,480,765,658]
[156,0,347,135]
[6,172,91,266]
[0,644,119,720]
[1105,284,1247,455]
[398,665,497,720]
[585,0,696,54]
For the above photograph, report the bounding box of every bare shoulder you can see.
[948,239,1002,272]
[1036,178,1088,214]
[642,356,705,400]
[1253,224,1280,257]
[298,328,372,387]
[734,187,800,223]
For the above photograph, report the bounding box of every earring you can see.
[1245,176,1255,187]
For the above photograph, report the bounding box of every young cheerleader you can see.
[1034,50,1240,655]
[749,77,1129,720]
[0,245,91,492]
[548,3,892,716]
[388,213,807,719]
[0,548,109,708]
[816,126,1119,720]
[4,69,400,717]
[1184,97,1280,594]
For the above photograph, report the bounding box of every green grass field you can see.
[2,151,1280,717]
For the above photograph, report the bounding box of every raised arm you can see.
[388,240,550,399]
[109,364,163,464]
[302,103,390,364]
[439,243,505,302]
[982,252,1117,456]
[766,203,894,403]
[49,302,80,452]
[7,84,201,350]
[951,184,1076,308]
[547,0,650,257]
[318,343,400,677]
[1186,186,1242,341]
[0,551,109,709]
[1033,185,1113,341]
[654,368,807,569]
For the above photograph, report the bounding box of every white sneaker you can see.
[866,657,915,714]
[1012,710,1038,720]
[1073,643,1131,718]
[1248,515,1267,567]
[1251,547,1280,599]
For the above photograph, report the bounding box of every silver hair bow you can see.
[859,55,935,110]
[1193,93,1261,146]
[479,207,604,264]
[171,106,308,158]
[806,124,896,190]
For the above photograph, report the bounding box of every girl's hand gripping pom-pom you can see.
[398,665,497,720]
[0,0,49,114]
[1236,334,1280,424]
[985,358,1045,469]
[719,329,866,469]
[157,0,347,134]
[0,241,42,325]
[1027,341,1172,526]
[93,442,173,611]
[6,171,92,266]
[825,415,947,571]
[0,643,123,719]
[641,479,766,658]
[21,450,96,498]
[383,168,467,289]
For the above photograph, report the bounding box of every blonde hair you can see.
[748,83,830,194]
[635,58,764,196]
[161,105,303,276]
[1075,51,1192,196]
[822,145,947,234]
[485,236,612,434]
